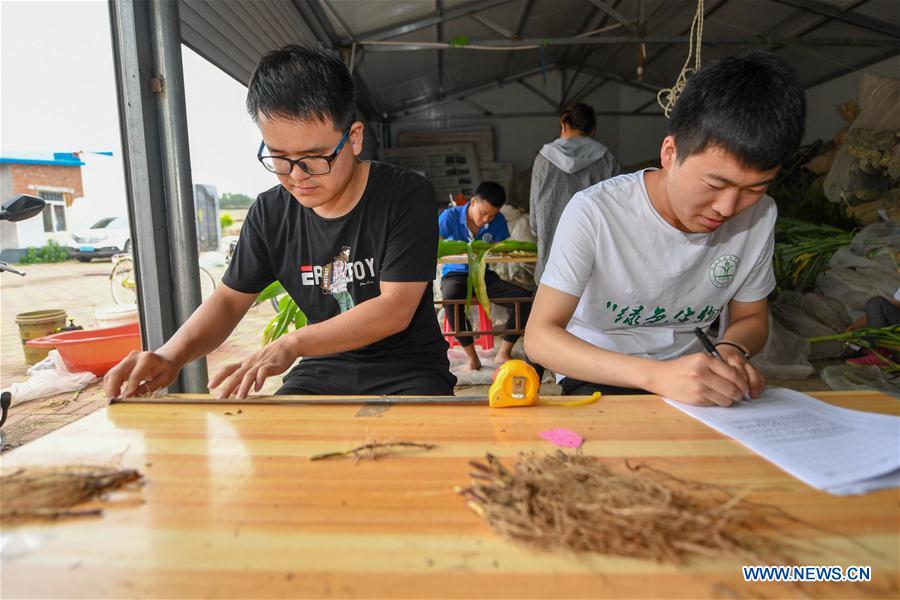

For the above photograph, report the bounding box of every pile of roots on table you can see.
[0,465,142,521]
[458,452,806,564]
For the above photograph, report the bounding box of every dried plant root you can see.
[458,452,802,564]
[1,465,142,522]
[310,441,436,462]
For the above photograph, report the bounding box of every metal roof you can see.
[0,152,86,167]
[180,0,899,122]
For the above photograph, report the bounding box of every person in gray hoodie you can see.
[529,103,620,283]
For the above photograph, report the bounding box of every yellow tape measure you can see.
[488,360,601,408]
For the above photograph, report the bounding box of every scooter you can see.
[0,194,47,445]
[0,194,45,277]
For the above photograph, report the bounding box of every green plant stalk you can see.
[808,325,900,371]
[261,284,307,345]
[807,325,900,345]
[257,281,286,302]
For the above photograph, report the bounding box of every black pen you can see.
[693,327,751,403]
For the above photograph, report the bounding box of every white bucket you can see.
[95,304,139,328]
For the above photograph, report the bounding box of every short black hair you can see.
[474,181,506,208]
[246,44,356,130]
[561,103,596,135]
[669,51,805,171]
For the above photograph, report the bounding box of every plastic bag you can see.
[821,364,900,397]
[771,292,850,359]
[815,222,899,319]
[493,206,538,287]
[849,219,900,258]
[0,350,98,406]
[500,205,537,244]
[823,74,899,211]
[751,311,815,379]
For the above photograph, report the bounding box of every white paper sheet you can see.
[665,387,900,495]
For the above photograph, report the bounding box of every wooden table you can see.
[2,391,897,599]
[439,253,537,265]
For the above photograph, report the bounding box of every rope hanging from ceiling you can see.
[657,0,704,117]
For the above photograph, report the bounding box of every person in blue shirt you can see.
[438,181,533,371]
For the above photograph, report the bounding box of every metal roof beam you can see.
[575,65,664,94]
[294,0,383,120]
[469,13,516,39]
[755,0,894,88]
[560,0,624,104]
[436,0,444,96]
[358,0,515,42]
[499,0,536,80]
[393,109,662,123]
[518,79,560,109]
[388,62,558,117]
[803,48,900,88]
[593,0,732,95]
[790,0,868,37]
[319,0,356,43]
[359,36,900,50]
[769,0,899,39]
[557,4,602,65]
[586,0,634,31]
[291,0,336,45]
[460,97,495,116]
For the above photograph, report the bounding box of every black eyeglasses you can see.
[257,128,351,176]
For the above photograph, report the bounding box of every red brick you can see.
[10,163,84,204]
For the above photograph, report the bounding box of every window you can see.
[53,204,67,231]
[38,191,67,232]
[42,205,53,232]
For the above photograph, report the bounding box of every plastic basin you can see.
[26,322,141,376]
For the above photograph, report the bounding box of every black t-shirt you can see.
[222,161,450,371]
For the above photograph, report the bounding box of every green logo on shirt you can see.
[709,255,740,288]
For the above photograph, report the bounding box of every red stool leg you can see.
[476,302,494,351]
[442,308,458,348]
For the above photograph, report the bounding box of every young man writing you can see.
[439,182,533,371]
[105,44,456,400]
[525,52,806,406]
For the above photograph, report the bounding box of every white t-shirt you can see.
[540,170,777,366]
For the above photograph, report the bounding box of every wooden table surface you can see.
[1,391,897,599]
[439,253,537,265]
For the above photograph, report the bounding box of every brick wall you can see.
[10,163,84,204]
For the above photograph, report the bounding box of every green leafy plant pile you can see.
[773,218,855,292]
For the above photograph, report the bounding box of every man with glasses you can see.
[104,44,456,400]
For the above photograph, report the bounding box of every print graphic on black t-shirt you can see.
[322,245,355,313]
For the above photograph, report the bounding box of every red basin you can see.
[26,321,141,376]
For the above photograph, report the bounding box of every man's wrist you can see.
[716,341,750,361]
[281,328,306,358]
[628,356,660,392]
[156,346,187,369]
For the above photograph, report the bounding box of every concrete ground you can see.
[0,259,829,452]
